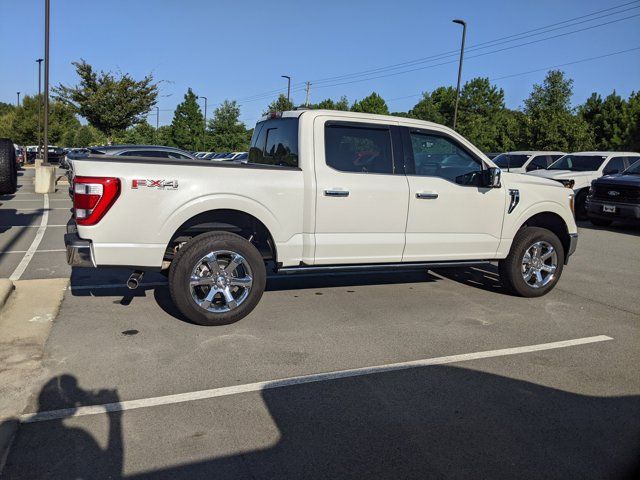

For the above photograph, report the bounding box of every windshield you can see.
[624,159,640,175]
[493,154,530,169]
[548,155,606,172]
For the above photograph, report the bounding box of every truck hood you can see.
[502,171,563,188]
[527,169,595,180]
[594,173,640,187]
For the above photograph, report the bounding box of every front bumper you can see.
[64,222,95,268]
[586,198,640,222]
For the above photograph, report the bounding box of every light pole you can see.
[43,0,50,165]
[154,106,159,143]
[36,58,43,157]
[281,75,291,104]
[197,96,207,151]
[452,19,466,130]
[16,92,20,106]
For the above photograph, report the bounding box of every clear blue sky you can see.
[1,0,639,128]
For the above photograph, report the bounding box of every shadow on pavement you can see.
[433,263,506,295]
[577,220,640,237]
[3,367,639,479]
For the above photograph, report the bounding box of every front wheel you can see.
[169,232,266,325]
[499,227,565,297]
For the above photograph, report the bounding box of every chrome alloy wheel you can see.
[521,241,558,289]
[189,250,253,313]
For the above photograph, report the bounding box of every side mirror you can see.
[483,167,501,188]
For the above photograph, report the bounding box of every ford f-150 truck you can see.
[65,110,578,325]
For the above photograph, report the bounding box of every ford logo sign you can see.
[608,191,620,196]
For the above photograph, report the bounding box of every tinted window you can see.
[493,154,529,169]
[624,159,640,174]
[249,118,298,167]
[549,155,606,171]
[325,124,393,174]
[409,132,482,185]
[603,157,625,175]
[526,156,548,172]
[548,154,564,164]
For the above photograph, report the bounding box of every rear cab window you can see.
[324,122,394,174]
[249,118,299,168]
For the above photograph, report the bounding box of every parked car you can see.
[14,144,25,169]
[493,151,565,174]
[484,152,501,160]
[65,110,578,326]
[586,159,640,226]
[527,152,640,218]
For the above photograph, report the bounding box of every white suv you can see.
[493,151,565,174]
[527,152,640,218]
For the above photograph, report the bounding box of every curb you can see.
[0,279,14,311]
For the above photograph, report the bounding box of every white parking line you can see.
[1,249,65,254]
[10,194,50,281]
[0,225,66,228]
[21,335,613,423]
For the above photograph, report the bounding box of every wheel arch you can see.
[165,209,278,267]
[518,211,571,261]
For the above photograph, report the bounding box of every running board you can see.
[277,260,492,275]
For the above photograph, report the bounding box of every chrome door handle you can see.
[324,190,350,197]
[416,192,438,199]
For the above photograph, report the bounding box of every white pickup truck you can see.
[66,110,578,325]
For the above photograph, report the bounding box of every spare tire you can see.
[0,138,18,194]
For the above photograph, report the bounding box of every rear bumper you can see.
[64,222,95,268]
[586,198,640,222]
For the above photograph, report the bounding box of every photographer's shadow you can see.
[4,375,123,479]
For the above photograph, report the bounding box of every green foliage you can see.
[579,92,629,150]
[265,94,294,114]
[408,87,457,126]
[5,94,79,146]
[73,125,104,147]
[112,121,156,145]
[0,102,15,117]
[207,100,249,152]
[625,91,640,151]
[312,96,350,111]
[351,92,389,115]
[54,59,158,139]
[155,125,174,147]
[170,88,204,151]
[522,70,593,151]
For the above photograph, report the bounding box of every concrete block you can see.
[35,165,56,193]
[34,158,43,168]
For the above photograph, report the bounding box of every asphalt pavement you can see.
[0,167,638,479]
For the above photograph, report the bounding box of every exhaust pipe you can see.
[127,270,144,290]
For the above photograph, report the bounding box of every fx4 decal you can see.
[132,179,179,190]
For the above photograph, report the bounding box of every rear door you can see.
[401,127,506,261]
[313,117,409,264]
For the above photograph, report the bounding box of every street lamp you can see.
[281,75,291,103]
[36,58,44,157]
[197,96,207,151]
[452,18,466,130]
[16,92,20,106]
[43,0,51,165]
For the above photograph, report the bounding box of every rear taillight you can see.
[73,176,120,226]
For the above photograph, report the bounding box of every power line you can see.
[234,0,639,103]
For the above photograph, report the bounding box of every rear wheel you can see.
[169,232,266,326]
[0,138,17,195]
[499,227,564,297]
[589,217,612,227]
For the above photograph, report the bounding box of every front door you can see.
[313,117,409,264]
[401,128,505,261]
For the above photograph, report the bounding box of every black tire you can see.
[169,232,266,326]
[575,189,588,220]
[0,138,18,195]
[498,227,565,298]
[589,217,612,227]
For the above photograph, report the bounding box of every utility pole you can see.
[16,92,20,106]
[452,19,467,130]
[43,0,50,165]
[36,58,43,157]
[281,75,291,104]
[304,82,311,107]
[197,96,207,151]
[154,106,159,143]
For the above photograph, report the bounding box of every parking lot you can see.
[1,168,639,479]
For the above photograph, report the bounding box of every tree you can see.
[207,100,249,152]
[265,94,294,114]
[312,96,349,111]
[523,70,593,151]
[54,59,158,141]
[351,92,389,115]
[113,121,156,145]
[170,88,204,151]
[0,102,14,117]
[456,78,507,152]
[155,125,174,147]
[409,86,457,126]
[580,92,628,150]
[73,125,103,147]
[8,95,79,145]
[625,91,640,151]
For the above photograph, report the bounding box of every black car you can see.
[586,160,640,226]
